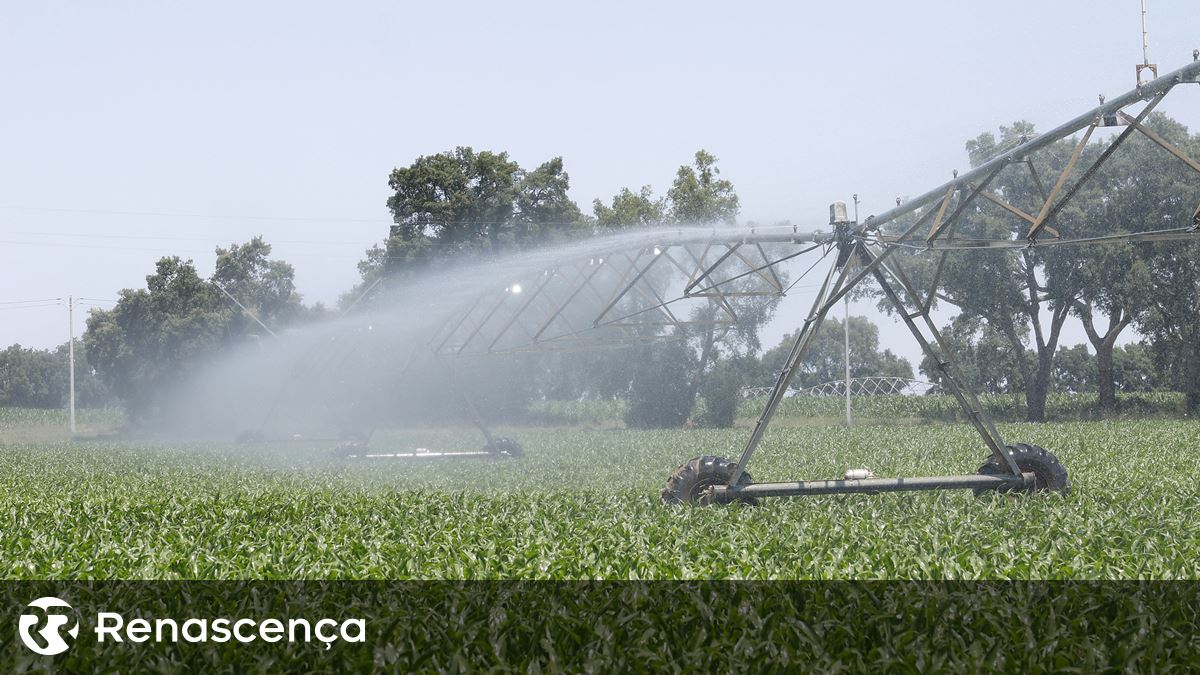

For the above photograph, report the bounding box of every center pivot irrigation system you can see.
[330,58,1200,504]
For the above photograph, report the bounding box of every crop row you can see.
[2,420,1198,579]
[525,391,1189,427]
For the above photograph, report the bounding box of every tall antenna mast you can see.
[1141,0,1149,64]
[1136,0,1158,85]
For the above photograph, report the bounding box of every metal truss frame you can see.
[427,234,828,357]
[710,59,1200,500]
[348,60,1200,484]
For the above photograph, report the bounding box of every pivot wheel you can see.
[976,443,1070,495]
[485,437,524,459]
[661,455,757,506]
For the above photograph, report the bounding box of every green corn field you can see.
[2,415,1198,580]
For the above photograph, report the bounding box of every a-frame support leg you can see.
[719,239,1026,497]
[858,245,1021,476]
[728,248,856,484]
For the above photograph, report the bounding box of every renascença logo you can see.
[16,596,365,655]
[19,597,80,656]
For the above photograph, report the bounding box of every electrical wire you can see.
[1,229,377,246]
[0,298,62,305]
[0,204,384,224]
[782,245,833,295]
[0,302,61,310]
[0,205,589,229]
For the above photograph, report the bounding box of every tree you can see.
[593,186,667,229]
[85,257,229,420]
[664,149,765,406]
[1061,115,1199,414]
[697,358,745,428]
[365,146,772,428]
[0,341,114,409]
[84,240,305,421]
[0,344,62,408]
[1050,344,1094,394]
[667,150,739,224]
[532,349,640,402]
[884,122,1094,421]
[624,340,694,429]
[1111,342,1157,393]
[758,316,914,389]
[1120,117,1200,412]
[212,236,305,336]
[1074,289,1139,409]
[1051,342,1158,395]
[880,114,1200,418]
[380,147,585,280]
[383,147,520,277]
[591,149,738,230]
[515,157,585,241]
[918,315,1023,396]
[678,283,780,411]
[338,243,388,310]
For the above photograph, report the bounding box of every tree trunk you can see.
[1077,302,1131,419]
[1095,340,1117,413]
[1185,340,1200,415]
[998,322,1038,420]
[1026,351,1051,422]
[687,322,718,408]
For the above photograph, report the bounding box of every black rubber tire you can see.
[486,437,524,459]
[661,455,758,506]
[976,443,1070,495]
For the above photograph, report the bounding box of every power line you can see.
[0,238,372,258]
[0,227,597,247]
[0,204,385,224]
[0,298,62,305]
[0,229,378,246]
[0,303,61,310]
[0,237,577,260]
[0,205,591,228]
[0,238,216,254]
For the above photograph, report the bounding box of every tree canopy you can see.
[84,240,305,421]
[0,342,112,409]
[757,316,913,390]
[667,150,739,224]
[593,186,667,229]
[380,147,586,281]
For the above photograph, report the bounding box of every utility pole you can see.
[845,194,860,427]
[68,295,76,434]
[844,296,851,426]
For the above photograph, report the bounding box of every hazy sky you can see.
[2,1,1197,370]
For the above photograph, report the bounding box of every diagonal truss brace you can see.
[727,237,1022,486]
[1119,110,1200,175]
[865,59,1200,243]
